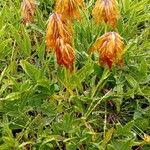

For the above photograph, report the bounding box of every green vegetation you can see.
[0,0,150,149]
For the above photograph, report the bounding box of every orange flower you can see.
[55,38,75,71]
[91,32,124,69]
[92,0,120,28]
[55,0,84,21]
[21,0,36,25]
[46,13,72,50]
[46,13,74,70]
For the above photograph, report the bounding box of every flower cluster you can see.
[45,0,84,71]
[55,0,84,21]
[55,38,75,70]
[21,0,125,70]
[46,13,74,70]
[46,13,72,50]
[91,32,124,69]
[91,0,124,69]
[21,0,36,25]
[92,0,120,29]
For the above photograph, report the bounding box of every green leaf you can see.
[115,121,134,137]
[9,25,31,57]
[76,61,94,82]
[20,60,41,82]
[125,75,138,89]
[0,92,21,101]
[110,140,134,150]
[0,39,11,60]
[101,128,115,149]
[139,59,147,77]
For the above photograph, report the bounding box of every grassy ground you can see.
[0,0,150,149]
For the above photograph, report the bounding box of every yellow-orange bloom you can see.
[46,13,75,70]
[92,0,120,28]
[46,13,72,50]
[143,134,150,143]
[21,0,36,25]
[55,0,84,21]
[55,38,75,71]
[91,32,124,69]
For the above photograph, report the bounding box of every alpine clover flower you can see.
[46,13,75,71]
[91,32,124,69]
[46,13,72,50]
[55,38,75,71]
[55,0,84,21]
[92,0,120,28]
[21,0,36,25]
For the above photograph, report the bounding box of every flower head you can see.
[55,0,84,21]
[21,0,36,25]
[143,134,150,143]
[55,38,75,71]
[46,13,74,70]
[46,13,72,50]
[91,32,124,69]
[92,0,120,28]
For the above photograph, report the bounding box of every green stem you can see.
[91,68,110,98]
[103,102,107,138]
[84,69,110,119]
[84,90,111,119]
[104,24,108,33]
